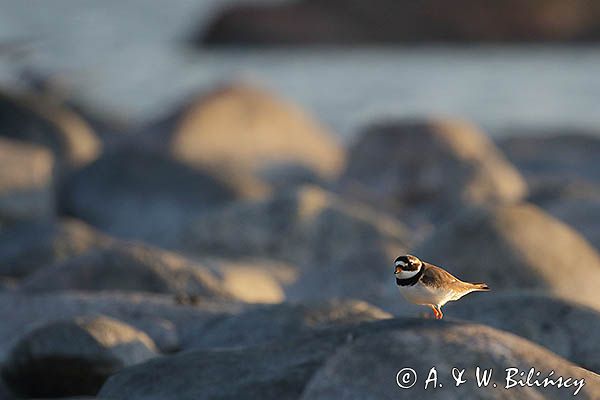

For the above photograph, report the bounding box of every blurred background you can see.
[1,1,600,399]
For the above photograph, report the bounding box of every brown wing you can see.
[420,263,460,289]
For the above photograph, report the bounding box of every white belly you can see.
[398,284,454,307]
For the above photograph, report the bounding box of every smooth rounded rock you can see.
[1,316,157,398]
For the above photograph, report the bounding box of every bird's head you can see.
[394,254,423,278]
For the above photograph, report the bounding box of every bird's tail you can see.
[468,282,490,291]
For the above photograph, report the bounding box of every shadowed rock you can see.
[0,219,110,278]
[529,181,600,250]
[18,241,233,301]
[301,321,600,399]
[0,138,54,224]
[182,299,391,350]
[414,203,600,308]
[184,185,409,309]
[0,378,12,400]
[339,118,526,222]
[0,89,100,170]
[99,319,600,400]
[452,291,600,373]
[60,148,239,248]
[1,316,157,398]
[165,84,345,197]
[499,133,600,185]
[0,292,243,359]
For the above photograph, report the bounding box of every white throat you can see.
[395,267,421,280]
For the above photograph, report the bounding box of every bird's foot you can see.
[430,305,443,320]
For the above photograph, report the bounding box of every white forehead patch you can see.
[395,260,406,267]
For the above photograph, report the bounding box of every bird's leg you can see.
[429,305,439,319]
[434,306,443,320]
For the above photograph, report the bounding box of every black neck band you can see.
[396,266,424,286]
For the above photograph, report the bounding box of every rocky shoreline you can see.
[1,83,600,399]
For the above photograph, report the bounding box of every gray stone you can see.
[99,319,600,400]
[499,133,600,185]
[166,84,345,197]
[452,291,600,373]
[1,316,157,398]
[414,203,600,309]
[0,378,12,400]
[183,299,391,350]
[60,148,239,248]
[0,137,54,223]
[184,185,409,309]
[301,322,600,399]
[340,118,527,221]
[529,181,600,250]
[19,241,233,301]
[0,219,110,278]
[0,292,242,361]
[0,89,100,170]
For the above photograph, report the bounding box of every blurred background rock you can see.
[1,1,600,399]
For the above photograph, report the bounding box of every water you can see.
[1,1,600,140]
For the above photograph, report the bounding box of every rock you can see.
[414,203,600,308]
[499,132,600,250]
[0,378,12,400]
[183,299,391,350]
[99,319,600,400]
[499,133,600,185]
[452,291,600,373]
[199,0,600,45]
[0,89,100,170]
[18,241,234,301]
[301,321,600,399]
[529,181,600,250]
[166,84,345,197]
[339,118,526,221]
[0,292,242,360]
[1,316,157,398]
[184,185,409,309]
[202,258,300,304]
[0,219,110,278]
[60,147,239,247]
[0,278,15,292]
[0,137,55,223]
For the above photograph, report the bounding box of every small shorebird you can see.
[394,254,489,319]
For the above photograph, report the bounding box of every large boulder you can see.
[200,0,600,45]
[0,89,100,170]
[184,185,409,309]
[0,378,12,400]
[99,319,600,400]
[183,299,391,350]
[18,241,233,301]
[339,118,526,221]
[1,316,157,398]
[201,257,300,304]
[0,219,110,278]
[452,292,600,373]
[301,321,600,399]
[414,203,600,308]
[166,84,345,197]
[499,133,600,250]
[0,137,55,224]
[499,133,600,185]
[529,181,600,250]
[60,147,240,247]
[0,292,242,360]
